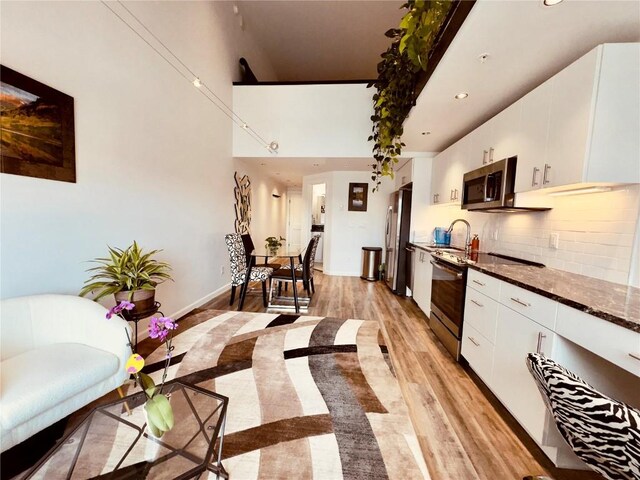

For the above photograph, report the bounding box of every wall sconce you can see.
[272,188,281,198]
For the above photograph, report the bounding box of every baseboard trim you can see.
[323,271,361,277]
[169,282,231,320]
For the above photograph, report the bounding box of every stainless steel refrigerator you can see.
[384,188,412,295]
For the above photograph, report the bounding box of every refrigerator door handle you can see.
[384,206,392,249]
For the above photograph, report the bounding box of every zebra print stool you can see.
[526,353,640,480]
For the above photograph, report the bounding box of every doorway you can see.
[286,188,303,251]
[311,183,326,271]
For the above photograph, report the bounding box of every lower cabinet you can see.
[461,323,494,384]
[492,304,556,444]
[413,250,433,315]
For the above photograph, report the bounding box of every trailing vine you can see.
[368,0,453,190]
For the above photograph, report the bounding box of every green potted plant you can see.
[80,241,172,314]
[265,236,285,252]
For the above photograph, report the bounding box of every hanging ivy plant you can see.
[368,0,453,190]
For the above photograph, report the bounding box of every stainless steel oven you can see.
[429,256,466,360]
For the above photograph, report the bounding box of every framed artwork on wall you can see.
[0,65,76,182]
[348,182,368,212]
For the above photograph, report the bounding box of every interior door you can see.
[287,190,303,251]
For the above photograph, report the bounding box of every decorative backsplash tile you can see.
[414,184,640,285]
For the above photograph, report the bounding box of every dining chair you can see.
[279,234,320,293]
[224,233,273,307]
[270,235,320,300]
[241,233,280,270]
[524,353,640,480]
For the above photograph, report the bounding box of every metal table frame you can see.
[24,381,229,480]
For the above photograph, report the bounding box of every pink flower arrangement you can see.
[107,301,178,437]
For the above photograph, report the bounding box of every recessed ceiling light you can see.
[455,92,469,100]
[313,163,319,167]
[421,131,431,136]
[543,0,563,5]
[478,53,490,63]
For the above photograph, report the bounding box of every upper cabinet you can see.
[515,79,553,193]
[395,160,413,189]
[468,102,521,168]
[518,43,640,192]
[431,136,469,205]
[430,43,640,198]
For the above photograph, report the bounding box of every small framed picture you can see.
[1,65,76,183]
[348,183,368,212]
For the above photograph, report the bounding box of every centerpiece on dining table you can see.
[265,235,285,254]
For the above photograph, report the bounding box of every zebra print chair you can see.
[224,233,273,307]
[526,353,640,480]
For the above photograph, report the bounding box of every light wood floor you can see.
[200,271,600,480]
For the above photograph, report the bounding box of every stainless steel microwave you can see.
[461,157,550,212]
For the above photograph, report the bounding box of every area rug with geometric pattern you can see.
[139,310,429,479]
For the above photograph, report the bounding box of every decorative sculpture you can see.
[234,172,251,234]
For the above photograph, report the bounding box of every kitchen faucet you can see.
[447,219,471,255]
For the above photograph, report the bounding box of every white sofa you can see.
[0,294,131,452]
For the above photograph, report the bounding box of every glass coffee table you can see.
[24,381,228,480]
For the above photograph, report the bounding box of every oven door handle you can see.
[430,260,463,279]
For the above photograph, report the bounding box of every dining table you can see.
[238,245,306,313]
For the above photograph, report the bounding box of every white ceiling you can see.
[237,0,404,81]
[402,0,640,152]
[237,0,640,185]
[237,157,378,186]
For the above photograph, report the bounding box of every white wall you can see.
[0,2,278,321]
[233,84,374,157]
[234,159,287,245]
[304,171,394,276]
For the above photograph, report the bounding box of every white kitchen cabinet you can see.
[461,323,494,384]
[515,79,553,193]
[468,121,491,168]
[412,250,433,314]
[493,303,556,444]
[395,159,413,189]
[489,101,522,162]
[431,138,468,205]
[555,304,640,377]
[467,102,521,168]
[430,44,639,200]
[430,148,449,205]
[546,43,640,187]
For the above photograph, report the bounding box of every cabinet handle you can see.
[510,297,531,307]
[543,163,551,185]
[482,150,488,165]
[489,147,494,163]
[629,353,640,361]
[472,279,486,287]
[532,167,540,187]
[467,336,480,347]
[470,299,484,308]
[536,332,547,354]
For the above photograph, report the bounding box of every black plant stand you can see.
[122,301,163,353]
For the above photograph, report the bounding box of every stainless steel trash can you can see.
[361,247,382,281]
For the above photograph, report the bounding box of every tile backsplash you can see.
[414,184,640,285]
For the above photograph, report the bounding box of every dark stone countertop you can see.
[469,263,640,333]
